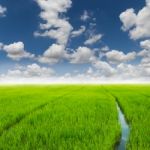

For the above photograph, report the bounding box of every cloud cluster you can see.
[120,0,150,40]
[0,5,7,17]
[35,0,73,46]
[105,50,136,64]
[69,46,95,64]
[92,60,116,77]
[34,0,104,66]
[38,44,65,64]
[1,63,55,79]
[0,42,34,60]
[34,0,74,65]
[139,39,150,67]
[0,0,150,83]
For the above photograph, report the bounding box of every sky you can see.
[0,0,150,83]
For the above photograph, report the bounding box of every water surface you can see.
[116,103,130,150]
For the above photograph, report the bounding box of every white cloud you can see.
[24,63,55,77]
[35,0,73,46]
[71,26,86,38]
[92,60,116,77]
[3,63,55,78]
[38,44,65,64]
[80,10,90,21]
[138,39,150,67]
[34,0,73,65]
[70,46,95,64]
[119,1,150,81]
[100,46,110,52]
[0,5,7,17]
[141,57,150,67]
[84,34,103,45]
[140,39,150,50]
[147,0,150,5]
[117,63,139,78]
[120,8,136,31]
[120,0,150,40]
[2,42,34,60]
[1,62,150,83]
[105,50,136,64]
[138,49,148,57]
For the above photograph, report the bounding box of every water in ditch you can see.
[116,102,130,150]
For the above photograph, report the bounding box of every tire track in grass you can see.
[101,86,130,150]
[0,87,83,137]
[0,102,49,137]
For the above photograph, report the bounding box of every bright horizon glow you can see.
[0,77,150,85]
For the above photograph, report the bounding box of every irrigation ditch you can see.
[101,86,130,150]
[116,100,130,150]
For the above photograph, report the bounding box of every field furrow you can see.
[0,86,81,136]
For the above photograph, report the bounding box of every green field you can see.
[104,85,150,150]
[0,85,149,150]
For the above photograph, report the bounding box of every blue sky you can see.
[0,0,150,83]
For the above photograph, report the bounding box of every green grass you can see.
[0,85,149,150]
[0,85,74,135]
[105,85,150,150]
[0,85,120,150]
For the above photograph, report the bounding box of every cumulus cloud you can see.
[34,0,73,46]
[140,39,150,50]
[69,46,95,64]
[117,63,139,78]
[140,40,150,59]
[1,62,150,84]
[92,61,149,81]
[138,39,150,67]
[119,0,150,80]
[2,63,55,78]
[84,34,103,45]
[38,44,65,64]
[105,50,136,64]
[120,0,150,40]
[34,0,74,65]
[120,8,136,31]
[1,42,34,60]
[71,26,86,38]
[92,60,116,77]
[80,10,90,21]
[0,1,149,83]
[0,5,7,17]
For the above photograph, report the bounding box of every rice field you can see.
[105,85,150,150]
[0,85,149,150]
